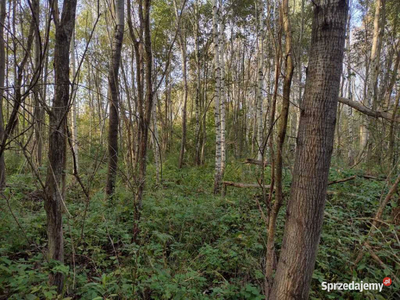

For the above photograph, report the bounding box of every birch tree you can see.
[219,0,226,176]
[213,0,222,194]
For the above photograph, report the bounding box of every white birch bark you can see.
[213,0,222,194]
[219,0,226,175]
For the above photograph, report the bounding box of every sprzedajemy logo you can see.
[321,278,392,293]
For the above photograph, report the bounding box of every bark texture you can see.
[270,0,348,298]
[106,0,125,197]
[173,0,188,169]
[32,0,43,168]
[45,0,77,293]
[265,0,294,296]
[360,0,385,150]
[213,0,222,194]
[256,0,264,161]
[137,0,153,209]
[0,0,6,190]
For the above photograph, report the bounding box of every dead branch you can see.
[222,181,271,189]
[328,175,356,185]
[338,97,400,123]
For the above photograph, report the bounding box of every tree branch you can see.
[338,97,400,123]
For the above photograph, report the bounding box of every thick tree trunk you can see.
[106,0,124,198]
[44,0,77,293]
[270,1,348,299]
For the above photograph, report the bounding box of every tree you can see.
[173,0,188,169]
[360,0,385,153]
[32,0,43,168]
[0,0,6,190]
[270,0,348,298]
[106,0,125,198]
[212,0,221,194]
[70,29,79,171]
[256,0,264,161]
[265,0,294,296]
[44,0,77,292]
[194,0,202,165]
[136,0,154,209]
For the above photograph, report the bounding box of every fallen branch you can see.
[362,175,384,180]
[244,158,269,167]
[222,181,271,189]
[327,191,359,197]
[338,97,400,123]
[355,173,400,264]
[364,243,399,283]
[328,175,356,185]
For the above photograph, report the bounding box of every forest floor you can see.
[0,156,399,299]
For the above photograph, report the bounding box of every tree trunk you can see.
[105,0,124,198]
[173,0,188,169]
[0,0,6,190]
[70,29,79,171]
[256,0,264,161]
[213,0,222,194]
[388,92,400,165]
[346,4,354,165]
[194,0,202,166]
[270,1,348,298]
[136,0,153,209]
[361,0,385,153]
[219,0,226,176]
[44,0,77,292]
[32,0,43,168]
[152,93,160,184]
[265,0,294,296]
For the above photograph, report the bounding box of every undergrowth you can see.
[0,157,399,299]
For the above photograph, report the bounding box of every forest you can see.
[0,0,399,299]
